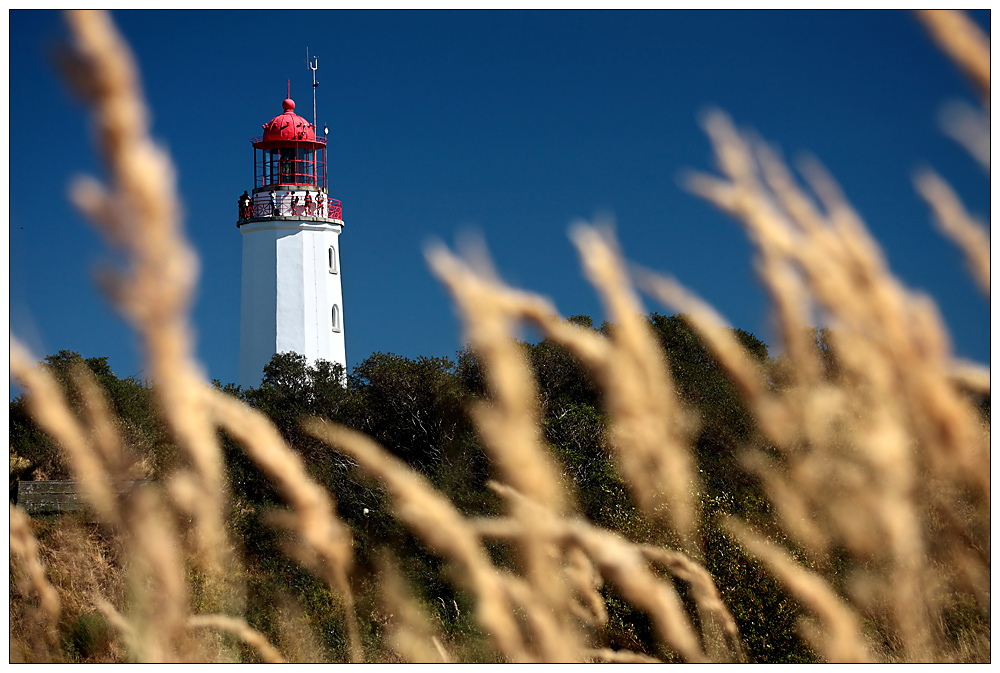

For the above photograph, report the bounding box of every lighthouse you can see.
[237,94,346,389]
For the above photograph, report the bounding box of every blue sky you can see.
[9,10,991,389]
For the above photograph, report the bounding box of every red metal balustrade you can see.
[238,193,342,222]
[251,136,328,145]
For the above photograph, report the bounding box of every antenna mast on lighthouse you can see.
[307,48,319,133]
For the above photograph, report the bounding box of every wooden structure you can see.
[13,480,142,518]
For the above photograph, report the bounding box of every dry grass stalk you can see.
[496,571,580,661]
[305,419,531,662]
[9,503,62,656]
[635,270,795,443]
[309,417,727,662]
[939,101,990,170]
[725,519,874,662]
[687,123,821,395]
[187,614,286,663]
[10,338,219,662]
[11,337,222,661]
[72,365,128,474]
[15,8,404,664]
[10,339,123,525]
[639,544,747,662]
[431,636,451,662]
[205,390,362,663]
[563,546,608,628]
[914,169,990,294]
[266,598,327,663]
[483,482,713,662]
[9,504,61,619]
[61,9,228,581]
[585,648,663,663]
[429,235,704,557]
[120,487,196,662]
[916,10,990,103]
[23,519,130,663]
[518,504,588,660]
[377,557,450,663]
[425,244,569,514]
[474,486,749,662]
[427,215,955,661]
[425,245,592,659]
[94,598,142,658]
[947,358,991,396]
[18,10,254,660]
[566,225,703,554]
[684,109,989,661]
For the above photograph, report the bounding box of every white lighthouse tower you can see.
[237,94,346,389]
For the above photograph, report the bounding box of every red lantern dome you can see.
[249,96,328,190]
[239,92,341,225]
[260,98,317,144]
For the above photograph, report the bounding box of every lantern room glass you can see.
[255,145,326,189]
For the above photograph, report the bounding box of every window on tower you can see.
[298,148,316,185]
[260,148,284,187]
[331,304,341,332]
[280,148,295,184]
[328,246,338,274]
[316,147,326,190]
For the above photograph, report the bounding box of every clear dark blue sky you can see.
[9,10,991,388]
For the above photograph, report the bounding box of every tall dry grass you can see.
[9,9,989,663]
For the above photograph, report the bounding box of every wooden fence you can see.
[13,480,144,518]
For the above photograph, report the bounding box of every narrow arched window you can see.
[331,304,341,332]
[328,245,338,274]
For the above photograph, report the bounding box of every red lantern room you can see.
[238,96,343,224]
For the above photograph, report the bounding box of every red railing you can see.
[238,193,343,223]
[251,136,328,145]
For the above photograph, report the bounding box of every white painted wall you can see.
[238,215,346,389]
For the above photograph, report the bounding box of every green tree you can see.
[347,353,472,470]
[525,317,603,413]
[233,352,352,508]
[241,352,349,440]
[10,351,166,487]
